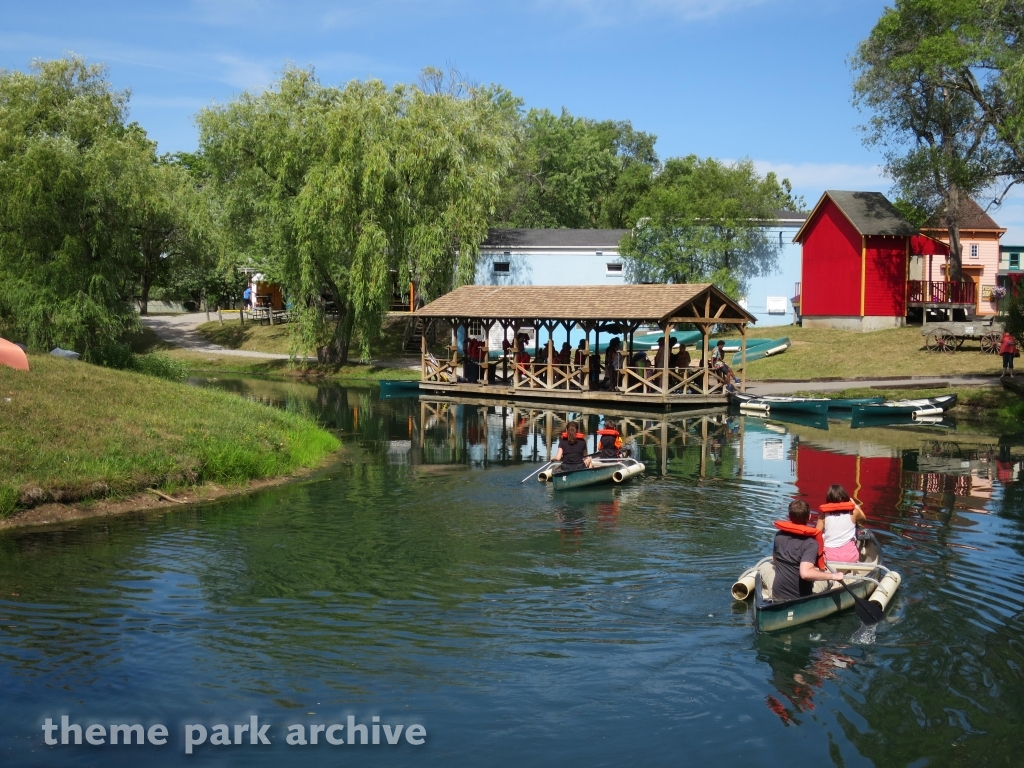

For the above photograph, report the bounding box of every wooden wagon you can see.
[921,318,1005,353]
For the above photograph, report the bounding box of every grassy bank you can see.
[740,326,1004,380]
[196,319,301,355]
[0,355,340,518]
[165,349,421,381]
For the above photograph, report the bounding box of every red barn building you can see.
[793,190,947,331]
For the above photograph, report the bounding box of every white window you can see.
[606,262,623,275]
[766,296,788,314]
[493,261,510,273]
[467,320,483,336]
[970,244,979,259]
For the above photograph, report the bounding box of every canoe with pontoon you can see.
[731,530,902,632]
[538,457,646,491]
[851,394,958,424]
[732,393,830,415]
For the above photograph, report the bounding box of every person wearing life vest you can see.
[815,484,867,563]
[597,420,625,459]
[553,422,592,470]
[772,500,844,601]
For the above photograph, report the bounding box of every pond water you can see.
[1,377,1023,767]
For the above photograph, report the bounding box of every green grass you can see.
[735,325,1005,380]
[196,319,302,355]
[0,355,340,517]
[164,348,420,382]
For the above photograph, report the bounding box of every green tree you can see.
[0,58,147,362]
[851,0,1005,280]
[492,108,659,229]
[620,156,801,297]
[199,67,519,362]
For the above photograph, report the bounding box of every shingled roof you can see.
[482,229,630,249]
[922,197,1005,232]
[415,284,755,324]
[795,191,917,242]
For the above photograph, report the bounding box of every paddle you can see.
[826,563,884,625]
[521,461,554,484]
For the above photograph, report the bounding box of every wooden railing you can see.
[514,362,587,391]
[907,280,976,305]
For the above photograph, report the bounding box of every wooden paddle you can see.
[827,564,884,625]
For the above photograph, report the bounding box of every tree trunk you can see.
[946,185,962,281]
[139,275,151,316]
[317,277,351,365]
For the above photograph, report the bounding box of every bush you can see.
[129,353,190,382]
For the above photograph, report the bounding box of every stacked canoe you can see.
[732,393,884,415]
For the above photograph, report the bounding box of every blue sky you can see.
[4,0,1023,240]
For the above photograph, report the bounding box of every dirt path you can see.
[142,313,295,359]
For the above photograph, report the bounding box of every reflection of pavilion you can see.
[416,396,741,477]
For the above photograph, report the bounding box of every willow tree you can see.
[199,68,519,363]
[0,58,147,360]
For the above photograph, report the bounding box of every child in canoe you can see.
[816,484,867,563]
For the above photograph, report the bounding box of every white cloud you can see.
[752,160,887,195]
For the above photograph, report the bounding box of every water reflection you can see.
[0,376,1021,766]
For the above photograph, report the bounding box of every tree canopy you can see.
[620,156,802,298]
[491,108,659,229]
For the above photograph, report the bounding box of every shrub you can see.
[128,353,190,382]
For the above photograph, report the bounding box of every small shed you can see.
[794,191,946,331]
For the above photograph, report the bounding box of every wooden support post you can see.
[269,302,275,325]
[545,411,553,460]
[204,291,210,323]
[421,332,427,381]
[512,331,519,392]
[583,332,591,390]
[661,321,670,398]
[409,281,416,314]
[218,307,223,326]
[546,330,554,391]
[702,325,709,395]
[700,416,708,478]
[740,324,747,393]
[661,419,668,476]
[452,323,460,378]
[239,301,245,327]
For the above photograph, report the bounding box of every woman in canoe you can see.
[554,422,592,470]
[597,420,624,459]
[815,485,866,563]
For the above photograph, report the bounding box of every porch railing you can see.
[907,280,976,305]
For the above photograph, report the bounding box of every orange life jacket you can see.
[597,428,623,450]
[773,520,826,570]
[819,501,861,516]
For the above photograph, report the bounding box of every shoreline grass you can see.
[0,355,340,518]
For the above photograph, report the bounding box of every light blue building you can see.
[476,229,630,287]
[476,218,806,330]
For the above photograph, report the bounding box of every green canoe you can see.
[749,532,885,632]
[543,458,646,491]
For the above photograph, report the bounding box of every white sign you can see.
[766,296,788,315]
[763,439,784,461]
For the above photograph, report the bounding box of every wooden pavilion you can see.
[412,283,755,408]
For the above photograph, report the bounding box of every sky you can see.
[4,0,1024,241]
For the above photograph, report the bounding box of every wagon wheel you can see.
[981,331,1002,354]
[955,334,966,349]
[925,330,957,353]
[926,330,957,353]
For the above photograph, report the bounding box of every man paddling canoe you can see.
[772,500,845,601]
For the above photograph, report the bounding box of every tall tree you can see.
[492,108,659,229]
[0,58,149,362]
[199,67,519,362]
[620,156,801,297]
[851,0,1005,280]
